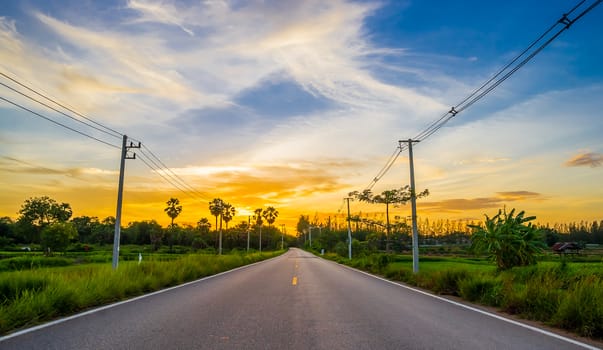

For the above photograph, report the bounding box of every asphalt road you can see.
[1,248,599,349]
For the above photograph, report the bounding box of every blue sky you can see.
[1,0,602,227]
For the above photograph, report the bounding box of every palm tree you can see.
[197,217,211,233]
[209,198,225,254]
[350,186,428,252]
[208,199,224,232]
[222,203,236,229]
[164,197,182,227]
[262,206,279,227]
[254,208,264,252]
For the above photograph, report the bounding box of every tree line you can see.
[0,196,293,254]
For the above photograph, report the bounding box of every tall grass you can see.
[0,251,282,335]
[323,251,603,339]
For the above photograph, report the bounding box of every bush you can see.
[0,256,73,272]
[458,275,502,306]
[432,269,469,296]
[553,276,603,338]
[334,242,348,257]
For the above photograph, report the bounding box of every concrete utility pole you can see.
[281,224,285,250]
[113,135,140,270]
[400,139,420,273]
[247,216,250,253]
[308,226,312,247]
[345,197,353,259]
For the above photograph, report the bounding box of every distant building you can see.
[551,242,582,255]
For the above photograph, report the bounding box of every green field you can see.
[324,252,603,339]
[0,249,283,335]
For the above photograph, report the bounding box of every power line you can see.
[137,147,212,201]
[137,153,209,201]
[364,0,601,190]
[0,71,123,138]
[1,72,213,202]
[0,95,120,149]
[0,80,123,141]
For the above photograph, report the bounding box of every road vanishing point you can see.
[1,248,600,349]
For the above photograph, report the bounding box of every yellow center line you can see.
[292,276,298,285]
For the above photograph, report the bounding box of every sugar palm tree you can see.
[262,206,279,227]
[209,198,225,254]
[209,198,224,232]
[164,197,182,227]
[222,203,236,229]
[197,217,211,233]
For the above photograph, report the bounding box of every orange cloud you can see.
[564,152,603,168]
[420,191,544,213]
[496,191,542,201]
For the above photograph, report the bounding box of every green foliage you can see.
[431,269,470,296]
[470,208,545,270]
[458,275,502,305]
[553,276,603,338]
[334,241,348,257]
[40,222,78,255]
[321,251,603,339]
[0,256,73,272]
[0,251,282,335]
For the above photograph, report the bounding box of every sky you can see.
[1,0,602,232]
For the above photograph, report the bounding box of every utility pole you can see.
[400,139,420,273]
[113,135,140,270]
[281,224,285,250]
[345,197,353,259]
[308,226,312,247]
[247,216,250,253]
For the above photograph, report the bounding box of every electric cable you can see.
[0,95,120,149]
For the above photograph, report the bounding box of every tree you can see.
[17,196,72,243]
[164,198,182,227]
[222,203,236,229]
[296,215,310,241]
[71,216,100,243]
[197,218,211,233]
[254,208,264,251]
[41,222,78,255]
[350,186,428,252]
[209,198,226,254]
[262,206,279,227]
[209,199,224,232]
[0,216,15,247]
[469,208,546,270]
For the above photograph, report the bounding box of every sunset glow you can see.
[1,0,602,231]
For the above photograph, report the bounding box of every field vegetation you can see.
[0,250,283,335]
[297,205,603,339]
[0,195,291,336]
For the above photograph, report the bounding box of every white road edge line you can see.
[0,252,288,342]
[330,258,601,350]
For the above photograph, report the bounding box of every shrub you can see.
[469,208,545,270]
[432,269,470,296]
[553,276,603,337]
[458,275,502,306]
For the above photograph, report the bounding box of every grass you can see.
[322,251,603,339]
[0,250,283,335]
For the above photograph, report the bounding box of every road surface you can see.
[1,248,599,349]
